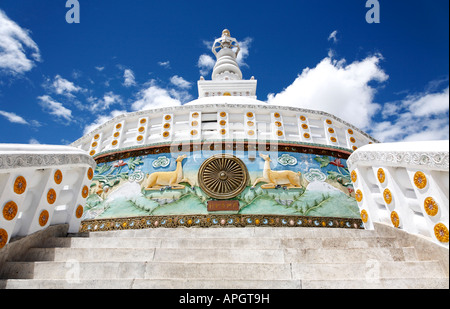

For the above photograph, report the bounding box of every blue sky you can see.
[0,0,448,145]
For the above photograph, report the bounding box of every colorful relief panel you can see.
[84,151,359,221]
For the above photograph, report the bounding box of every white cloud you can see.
[236,37,252,68]
[83,109,126,135]
[197,54,215,76]
[28,138,40,144]
[123,69,136,87]
[267,54,388,129]
[0,110,28,125]
[370,86,449,142]
[87,91,123,112]
[328,30,338,43]
[37,95,73,121]
[0,9,41,74]
[158,61,171,69]
[131,81,182,111]
[95,66,105,71]
[170,75,192,89]
[46,75,83,98]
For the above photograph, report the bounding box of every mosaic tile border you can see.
[79,214,364,232]
[93,140,352,164]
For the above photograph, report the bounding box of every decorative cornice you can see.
[348,150,449,171]
[0,153,96,171]
[71,103,379,147]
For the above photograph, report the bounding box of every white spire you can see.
[197,29,257,99]
[211,29,242,81]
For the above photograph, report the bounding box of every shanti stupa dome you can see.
[71,29,377,232]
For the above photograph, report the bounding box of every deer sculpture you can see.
[251,153,303,190]
[142,154,193,190]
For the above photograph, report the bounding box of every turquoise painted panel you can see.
[84,151,358,220]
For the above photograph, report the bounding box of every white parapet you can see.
[0,144,96,248]
[348,140,449,248]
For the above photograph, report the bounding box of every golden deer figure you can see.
[142,154,193,190]
[251,153,302,189]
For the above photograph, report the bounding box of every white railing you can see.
[70,100,378,158]
[348,140,449,247]
[0,144,96,249]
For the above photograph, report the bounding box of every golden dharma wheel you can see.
[198,154,249,200]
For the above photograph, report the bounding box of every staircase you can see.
[0,224,448,289]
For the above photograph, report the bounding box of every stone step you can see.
[1,261,292,280]
[2,277,448,289]
[85,227,378,239]
[23,247,418,263]
[43,235,400,250]
[291,261,447,281]
[301,278,450,289]
[46,236,401,250]
[0,279,302,289]
[3,260,445,281]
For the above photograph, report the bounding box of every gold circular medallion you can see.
[275,121,282,127]
[198,154,248,200]
[164,115,171,121]
[277,130,283,137]
[91,142,98,148]
[274,113,280,118]
[87,168,94,180]
[414,171,427,189]
[94,134,100,140]
[14,176,27,195]
[190,130,198,136]
[383,188,393,204]
[219,112,227,118]
[115,123,122,130]
[360,209,368,223]
[137,135,144,142]
[39,210,49,227]
[355,190,363,202]
[139,126,145,133]
[192,112,199,118]
[300,115,306,121]
[326,119,332,125]
[140,118,147,124]
[163,131,170,138]
[377,168,386,183]
[75,205,84,219]
[163,123,171,129]
[303,133,310,139]
[434,223,449,243]
[114,132,120,138]
[247,121,254,127]
[301,124,308,130]
[328,128,335,134]
[47,189,57,204]
[112,140,118,146]
[330,137,337,143]
[220,120,227,126]
[350,137,356,143]
[246,112,254,118]
[248,130,255,136]
[89,150,96,156]
[81,186,89,198]
[424,197,438,217]
[351,170,357,183]
[191,121,198,127]
[347,129,354,135]
[0,229,8,249]
[3,201,18,221]
[391,211,400,228]
[352,146,358,151]
[54,170,63,185]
